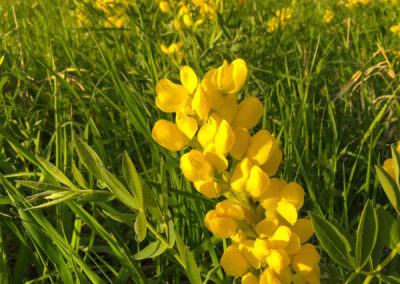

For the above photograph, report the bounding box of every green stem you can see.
[362,275,374,284]
[375,247,398,272]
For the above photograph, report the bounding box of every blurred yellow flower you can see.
[323,9,334,23]
[268,7,292,32]
[390,23,400,36]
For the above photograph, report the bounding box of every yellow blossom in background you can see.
[323,9,334,23]
[160,42,184,64]
[345,0,372,8]
[268,7,293,32]
[390,23,400,36]
[77,0,127,28]
[151,59,320,283]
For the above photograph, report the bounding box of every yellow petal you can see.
[215,93,238,123]
[245,165,270,198]
[204,211,237,239]
[159,1,170,12]
[220,246,249,277]
[231,158,253,192]
[193,179,220,198]
[292,218,314,244]
[204,143,228,173]
[303,265,321,284]
[276,200,298,225]
[280,182,305,210]
[192,86,210,119]
[286,232,301,255]
[383,158,395,181]
[228,58,248,94]
[253,238,271,260]
[180,150,213,182]
[230,127,250,160]
[269,226,292,249]
[204,67,218,85]
[239,240,261,269]
[292,244,320,275]
[255,216,279,238]
[197,113,221,149]
[257,178,286,211]
[267,249,290,274]
[176,113,198,139]
[173,18,183,30]
[152,119,188,151]
[279,266,293,284]
[260,268,281,284]
[241,272,259,284]
[180,66,198,94]
[231,97,264,129]
[217,60,234,93]
[247,130,276,166]
[260,143,282,177]
[160,44,169,54]
[216,200,245,220]
[215,119,235,154]
[156,79,189,112]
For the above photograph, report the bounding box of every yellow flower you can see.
[390,23,400,36]
[286,232,301,255]
[192,79,222,119]
[183,14,192,26]
[245,165,270,198]
[277,199,298,225]
[292,218,315,244]
[180,150,213,182]
[180,66,198,94]
[231,97,264,129]
[266,249,290,274]
[292,244,320,275]
[256,215,279,238]
[230,127,251,160]
[193,178,220,198]
[212,59,248,95]
[246,129,276,166]
[173,18,184,30]
[215,119,235,154]
[220,245,250,277]
[231,158,253,192]
[241,272,259,284]
[215,93,238,123]
[197,113,221,148]
[152,119,189,151]
[204,143,228,173]
[280,182,305,210]
[239,240,261,269]
[155,79,189,113]
[253,238,271,260]
[258,178,287,211]
[204,210,238,238]
[175,112,198,139]
[269,225,292,249]
[159,1,171,13]
[216,200,245,220]
[260,268,281,284]
[323,9,334,23]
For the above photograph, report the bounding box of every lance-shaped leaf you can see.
[73,133,104,180]
[133,240,167,260]
[355,200,378,269]
[375,165,400,215]
[377,207,400,249]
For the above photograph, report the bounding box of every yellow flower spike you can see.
[155,79,189,113]
[239,240,261,269]
[246,129,276,166]
[245,165,270,198]
[217,60,234,93]
[180,150,213,182]
[286,231,301,255]
[255,215,279,238]
[216,200,245,220]
[220,246,250,277]
[383,158,395,180]
[193,179,220,198]
[180,66,198,94]
[230,127,251,160]
[204,144,228,173]
[231,158,253,192]
[231,97,264,129]
[204,210,238,239]
[215,119,235,154]
[260,145,282,177]
[197,113,221,149]
[215,93,238,123]
[252,238,271,260]
[241,272,259,284]
[292,244,320,276]
[258,178,287,211]
[173,18,183,30]
[159,1,171,12]
[276,200,298,225]
[260,268,281,284]
[269,226,292,249]
[176,112,198,139]
[280,182,305,210]
[228,58,248,94]
[152,120,189,151]
[267,249,290,274]
[292,218,314,244]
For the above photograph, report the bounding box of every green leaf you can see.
[17,180,72,192]
[36,156,78,190]
[392,145,400,187]
[309,211,355,268]
[184,248,202,284]
[71,161,89,189]
[73,133,104,180]
[135,211,147,242]
[380,275,400,284]
[355,200,378,269]
[375,165,400,215]
[122,151,143,207]
[376,207,400,249]
[133,240,167,260]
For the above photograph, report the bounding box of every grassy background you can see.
[0,0,399,282]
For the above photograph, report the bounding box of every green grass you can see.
[0,0,400,282]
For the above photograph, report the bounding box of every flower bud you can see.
[152,120,189,151]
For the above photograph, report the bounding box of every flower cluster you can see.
[322,9,334,24]
[152,59,320,283]
[383,141,400,181]
[160,42,184,65]
[345,0,372,8]
[77,0,125,28]
[159,0,218,31]
[390,23,400,37]
[267,7,293,33]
